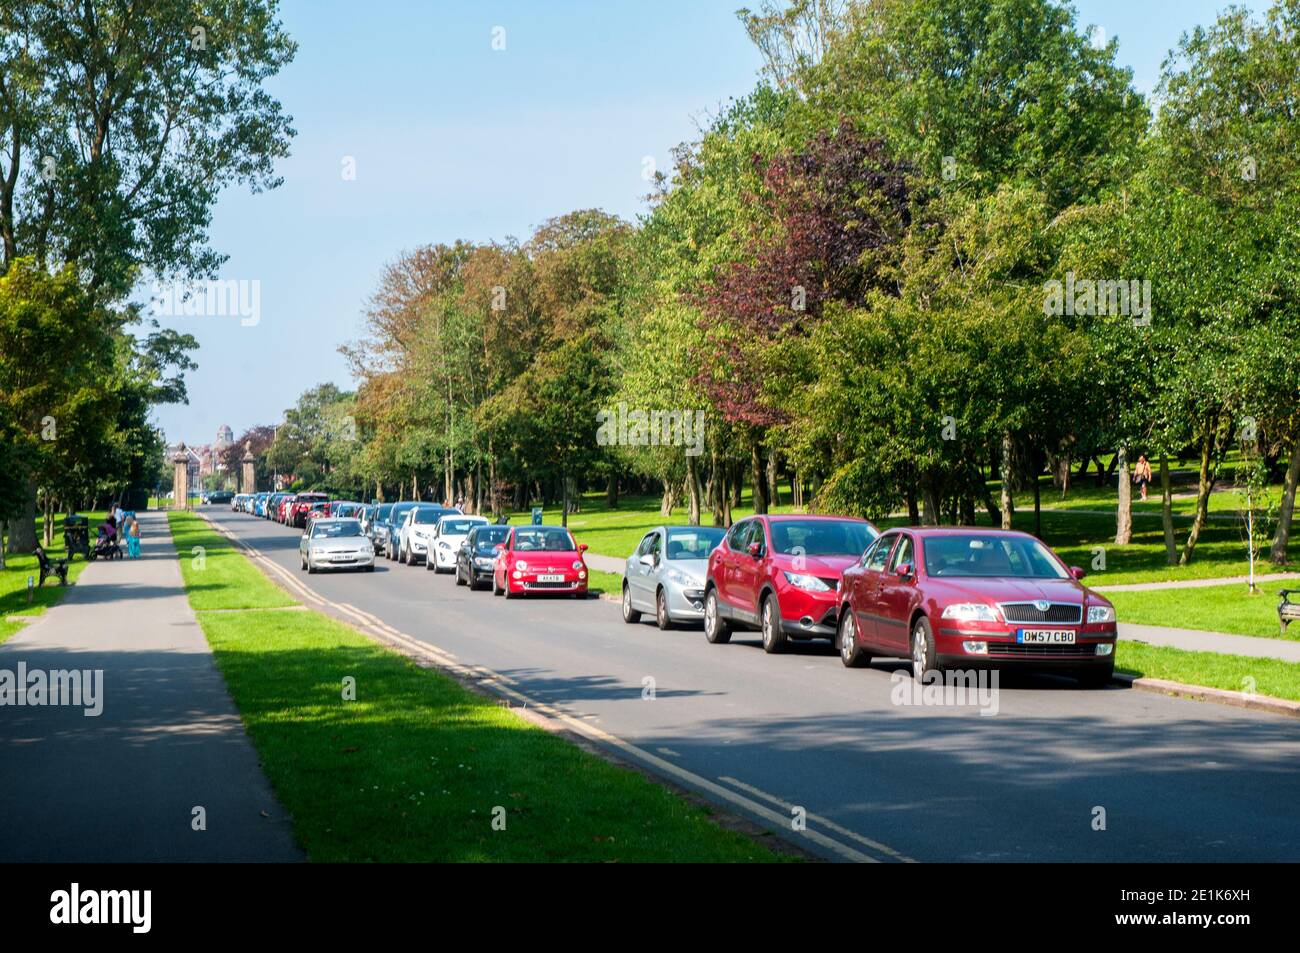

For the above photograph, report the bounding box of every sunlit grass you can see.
[1117,640,1300,703]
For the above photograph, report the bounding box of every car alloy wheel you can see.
[656,588,673,631]
[704,589,731,644]
[622,583,641,624]
[761,595,787,654]
[911,618,936,681]
[838,610,870,668]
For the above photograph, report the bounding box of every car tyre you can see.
[911,616,938,681]
[760,594,788,654]
[455,564,466,584]
[703,589,731,644]
[493,575,503,596]
[306,558,317,575]
[622,583,642,624]
[837,608,871,668]
[655,588,674,631]
[300,555,306,571]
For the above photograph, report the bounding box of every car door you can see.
[716,520,749,610]
[854,532,897,646]
[628,532,658,610]
[732,520,767,623]
[873,533,915,652]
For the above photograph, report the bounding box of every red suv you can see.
[704,514,878,653]
[289,493,328,528]
[836,527,1117,686]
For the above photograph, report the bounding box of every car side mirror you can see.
[494,544,505,553]
[895,562,913,578]
[747,541,763,559]
[1069,566,1086,580]
[639,553,654,567]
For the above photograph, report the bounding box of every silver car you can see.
[299,517,375,573]
[622,524,727,629]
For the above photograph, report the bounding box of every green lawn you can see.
[1117,640,1300,703]
[169,511,785,861]
[167,511,297,610]
[1108,581,1297,640]
[0,511,105,645]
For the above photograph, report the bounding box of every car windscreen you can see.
[666,527,725,559]
[388,504,416,522]
[512,527,576,552]
[413,508,446,524]
[923,535,1069,579]
[473,527,510,550]
[770,520,877,557]
[440,519,480,534]
[312,521,363,538]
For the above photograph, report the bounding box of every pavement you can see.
[1093,572,1300,592]
[203,506,1300,863]
[1118,622,1300,662]
[0,510,302,862]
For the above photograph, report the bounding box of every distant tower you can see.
[215,424,234,450]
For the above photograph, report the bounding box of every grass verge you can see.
[1108,581,1298,640]
[168,510,785,861]
[0,511,105,645]
[1117,640,1300,703]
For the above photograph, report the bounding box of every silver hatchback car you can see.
[622,524,726,629]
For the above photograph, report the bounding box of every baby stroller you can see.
[89,522,123,560]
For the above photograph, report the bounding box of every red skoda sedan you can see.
[837,528,1117,686]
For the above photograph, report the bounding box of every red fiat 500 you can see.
[492,525,589,598]
[836,527,1117,686]
[703,514,879,652]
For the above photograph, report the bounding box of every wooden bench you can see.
[34,545,69,587]
[1280,590,1300,637]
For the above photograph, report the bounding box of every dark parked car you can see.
[704,514,878,653]
[835,527,1116,686]
[456,524,512,590]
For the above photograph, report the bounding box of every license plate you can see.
[537,574,565,583]
[1018,629,1075,644]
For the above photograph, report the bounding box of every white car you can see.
[427,514,490,572]
[397,504,461,565]
[300,518,375,573]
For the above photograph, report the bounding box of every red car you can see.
[276,494,296,524]
[703,514,879,652]
[289,493,329,528]
[492,525,589,599]
[836,527,1116,686]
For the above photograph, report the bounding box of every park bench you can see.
[1281,590,1300,638]
[34,545,69,587]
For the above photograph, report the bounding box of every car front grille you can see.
[999,602,1083,624]
[526,581,575,589]
[987,642,1097,657]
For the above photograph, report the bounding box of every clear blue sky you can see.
[151,0,1263,447]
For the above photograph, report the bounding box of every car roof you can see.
[760,514,872,522]
[898,526,1038,539]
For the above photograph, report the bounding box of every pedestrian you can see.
[112,501,125,534]
[1133,454,1153,502]
[126,515,141,558]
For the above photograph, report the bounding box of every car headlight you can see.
[516,560,527,571]
[1087,605,1116,623]
[572,560,583,570]
[666,568,702,588]
[941,603,999,622]
[783,571,830,592]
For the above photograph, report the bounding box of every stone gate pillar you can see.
[172,445,191,510]
[241,443,256,493]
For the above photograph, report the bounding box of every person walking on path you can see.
[126,514,141,558]
[1134,455,1153,502]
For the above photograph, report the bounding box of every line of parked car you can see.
[228,493,1118,686]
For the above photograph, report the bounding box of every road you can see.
[207,506,1300,863]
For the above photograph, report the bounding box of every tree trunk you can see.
[730,461,742,509]
[750,439,768,514]
[1270,433,1300,566]
[606,472,618,509]
[686,454,701,526]
[766,446,780,508]
[1115,445,1132,545]
[1159,453,1177,565]
[6,482,37,554]
[1179,427,1217,566]
[906,487,920,526]
[921,475,940,526]
[1033,468,1042,539]
[999,432,1014,529]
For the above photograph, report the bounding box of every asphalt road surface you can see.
[208,506,1300,863]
